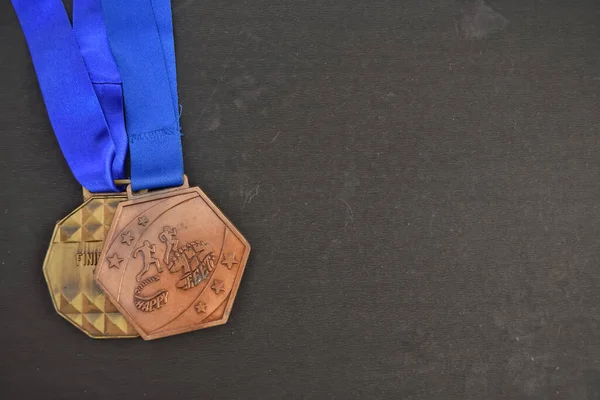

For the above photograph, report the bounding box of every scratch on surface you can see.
[428,211,436,234]
[192,87,218,129]
[199,87,217,118]
[339,198,355,228]
[243,183,261,209]
[268,249,275,265]
[193,62,229,128]
[338,197,365,257]
[271,130,281,143]
[515,333,533,342]
[245,31,279,49]
[206,112,220,131]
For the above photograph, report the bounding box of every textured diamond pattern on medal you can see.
[44,195,139,338]
[55,197,120,243]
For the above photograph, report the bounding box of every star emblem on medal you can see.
[221,252,238,269]
[121,231,134,245]
[137,215,149,227]
[211,279,225,294]
[194,301,207,314]
[107,252,123,269]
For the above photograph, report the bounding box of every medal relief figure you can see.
[159,226,178,264]
[133,240,163,281]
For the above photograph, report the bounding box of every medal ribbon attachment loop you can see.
[101,0,184,191]
[11,0,128,192]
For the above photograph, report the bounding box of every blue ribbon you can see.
[11,0,128,192]
[73,0,128,182]
[101,0,184,191]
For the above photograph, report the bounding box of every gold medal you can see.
[95,177,250,340]
[43,189,139,338]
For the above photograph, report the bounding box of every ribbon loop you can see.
[11,0,128,192]
[101,0,184,191]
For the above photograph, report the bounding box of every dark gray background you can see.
[1,0,600,398]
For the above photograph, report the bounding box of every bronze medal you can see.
[95,177,250,340]
[43,190,139,338]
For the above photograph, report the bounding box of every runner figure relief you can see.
[132,239,167,312]
[158,226,178,264]
[133,240,162,282]
[131,225,218,312]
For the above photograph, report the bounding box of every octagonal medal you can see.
[95,180,250,340]
[43,193,139,338]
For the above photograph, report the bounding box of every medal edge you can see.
[94,186,251,340]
